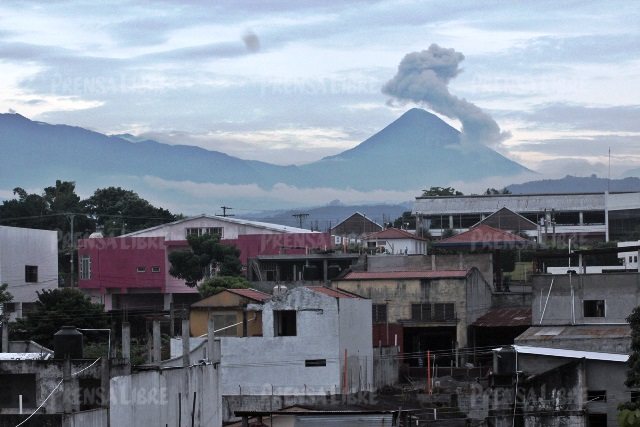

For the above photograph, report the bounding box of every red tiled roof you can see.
[437,225,530,245]
[306,286,364,298]
[472,308,532,327]
[363,227,428,241]
[225,288,270,301]
[339,270,469,280]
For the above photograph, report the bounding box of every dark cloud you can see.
[382,44,510,146]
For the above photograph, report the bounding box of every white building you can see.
[220,286,373,399]
[0,226,58,320]
[362,227,428,255]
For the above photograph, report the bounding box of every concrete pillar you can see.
[146,324,152,364]
[431,254,436,270]
[100,356,109,408]
[449,215,454,229]
[323,259,328,281]
[207,318,215,363]
[182,319,190,367]
[579,211,584,225]
[63,356,72,414]
[1,321,8,353]
[153,320,161,364]
[122,322,131,362]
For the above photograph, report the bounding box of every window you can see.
[274,310,297,336]
[24,266,38,283]
[305,359,326,367]
[584,300,605,317]
[80,255,91,280]
[587,390,607,402]
[185,227,223,238]
[136,267,146,273]
[372,304,388,323]
[412,303,431,321]
[411,303,455,322]
[151,266,161,273]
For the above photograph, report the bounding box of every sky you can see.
[1,0,640,210]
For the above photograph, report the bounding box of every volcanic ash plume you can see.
[382,44,510,146]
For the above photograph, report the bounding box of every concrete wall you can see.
[220,287,372,396]
[367,255,431,271]
[532,272,640,325]
[373,346,399,390]
[63,409,108,427]
[110,363,221,427]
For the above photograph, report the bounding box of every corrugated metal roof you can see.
[438,225,529,245]
[472,308,532,327]
[306,286,364,298]
[339,270,468,280]
[510,345,629,362]
[517,325,631,341]
[226,288,270,301]
[0,353,52,360]
[363,227,428,241]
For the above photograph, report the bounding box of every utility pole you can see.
[66,213,75,287]
[292,213,309,228]
[218,206,235,217]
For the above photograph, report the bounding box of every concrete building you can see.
[334,268,492,365]
[220,286,373,420]
[413,191,640,243]
[77,215,331,313]
[331,212,382,245]
[362,227,428,255]
[0,226,58,320]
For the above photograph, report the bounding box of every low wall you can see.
[373,346,399,390]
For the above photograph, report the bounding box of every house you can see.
[331,212,382,245]
[189,288,269,337]
[413,191,640,243]
[0,226,58,320]
[247,252,361,284]
[333,268,492,365]
[219,286,373,420]
[362,227,428,255]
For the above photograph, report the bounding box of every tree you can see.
[168,233,243,287]
[484,187,512,195]
[198,276,251,298]
[11,288,108,349]
[0,283,13,310]
[619,306,640,424]
[392,211,416,229]
[422,187,463,197]
[82,187,178,236]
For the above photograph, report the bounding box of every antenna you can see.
[292,213,309,228]
[217,206,235,217]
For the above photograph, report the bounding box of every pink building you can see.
[77,215,332,312]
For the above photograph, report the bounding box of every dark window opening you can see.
[412,303,431,321]
[79,378,103,410]
[587,390,607,402]
[0,374,36,408]
[412,303,455,322]
[584,300,605,317]
[25,265,38,283]
[372,304,388,324]
[274,310,297,336]
[305,359,326,367]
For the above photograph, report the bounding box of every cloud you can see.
[143,175,418,206]
[382,44,510,146]
[519,103,640,132]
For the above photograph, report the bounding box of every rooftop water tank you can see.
[54,326,83,359]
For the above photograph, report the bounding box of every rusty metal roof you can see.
[472,308,532,327]
[306,286,365,298]
[339,270,468,280]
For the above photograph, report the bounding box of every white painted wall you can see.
[220,287,373,396]
[0,226,58,319]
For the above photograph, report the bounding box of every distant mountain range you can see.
[0,108,532,198]
[507,175,640,194]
